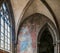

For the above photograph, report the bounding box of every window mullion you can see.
[5,18,8,51]
[0,13,1,48]
[4,16,5,50]
[7,22,9,49]
[10,26,12,52]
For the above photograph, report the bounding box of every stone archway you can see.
[37,23,59,53]
[37,27,54,53]
[17,13,59,53]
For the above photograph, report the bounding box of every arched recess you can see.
[38,27,54,53]
[0,0,15,53]
[17,0,60,41]
[37,23,59,53]
[17,13,59,53]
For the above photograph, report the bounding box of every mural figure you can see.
[19,26,33,53]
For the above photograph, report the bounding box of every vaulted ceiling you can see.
[10,0,60,35]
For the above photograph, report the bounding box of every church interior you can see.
[0,0,60,53]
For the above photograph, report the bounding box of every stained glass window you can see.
[0,3,12,52]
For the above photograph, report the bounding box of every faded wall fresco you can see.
[20,26,33,53]
[17,15,41,53]
[17,14,54,53]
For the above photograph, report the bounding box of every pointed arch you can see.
[17,13,59,53]
[37,22,59,53]
[17,13,59,43]
[0,0,15,53]
[37,23,58,45]
[41,0,59,32]
[37,27,54,53]
[17,0,59,40]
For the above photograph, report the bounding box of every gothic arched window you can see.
[0,2,13,53]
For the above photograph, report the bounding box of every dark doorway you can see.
[37,28,54,53]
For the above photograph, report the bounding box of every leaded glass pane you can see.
[5,22,8,30]
[2,3,6,11]
[0,3,12,52]
[1,26,4,33]
[6,14,9,19]
[8,44,10,51]
[1,35,4,41]
[1,12,3,15]
[8,26,10,32]
[8,39,10,44]
[8,32,10,38]
[1,40,4,48]
[1,33,4,37]
[5,43,8,50]
[5,30,7,36]
[5,36,8,43]
[1,17,4,26]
